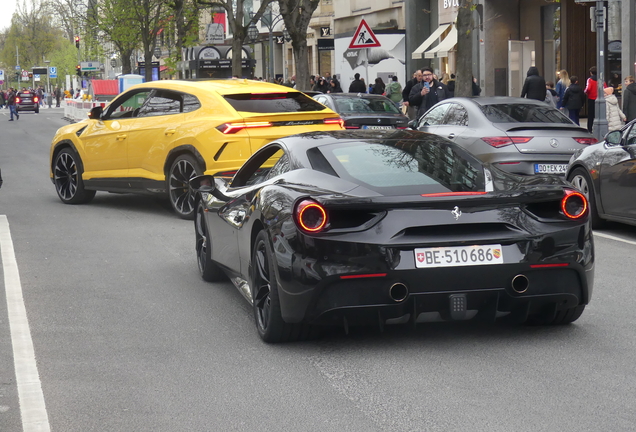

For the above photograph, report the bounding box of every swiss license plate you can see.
[534,163,568,174]
[414,244,504,268]
[363,125,394,130]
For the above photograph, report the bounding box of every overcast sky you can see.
[0,0,18,31]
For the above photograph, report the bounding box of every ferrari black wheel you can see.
[195,202,224,282]
[53,148,96,204]
[35,106,39,114]
[251,231,319,343]
[168,154,201,220]
[568,167,603,228]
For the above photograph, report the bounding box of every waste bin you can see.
[47,94,53,108]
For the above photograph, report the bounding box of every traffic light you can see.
[75,36,80,49]
[76,65,81,77]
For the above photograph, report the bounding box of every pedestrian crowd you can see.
[522,65,635,132]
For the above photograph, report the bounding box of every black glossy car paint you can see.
[197,130,594,329]
[567,121,636,227]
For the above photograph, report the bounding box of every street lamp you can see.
[247,22,260,44]
[44,60,51,108]
[255,7,285,82]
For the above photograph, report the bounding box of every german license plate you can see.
[414,244,504,268]
[534,163,568,174]
[363,125,393,130]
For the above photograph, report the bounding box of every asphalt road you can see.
[1,106,636,432]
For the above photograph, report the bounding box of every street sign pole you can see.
[594,1,608,140]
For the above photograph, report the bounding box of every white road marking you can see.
[0,216,51,432]
[595,231,636,246]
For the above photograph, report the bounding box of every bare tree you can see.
[198,0,274,78]
[45,0,84,42]
[278,0,320,91]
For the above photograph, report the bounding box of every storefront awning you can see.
[425,24,457,59]
[411,24,451,60]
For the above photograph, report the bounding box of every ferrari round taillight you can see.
[561,189,588,219]
[295,199,328,233]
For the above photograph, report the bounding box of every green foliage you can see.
[98,0,142,55]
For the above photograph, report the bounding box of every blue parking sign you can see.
[49,66,57,78]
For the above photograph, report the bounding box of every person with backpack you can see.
[385,76,403,107]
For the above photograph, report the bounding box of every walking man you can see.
[7,88,19,121]
[409,67,452,119]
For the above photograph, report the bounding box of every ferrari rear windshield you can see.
[224,92,327,113]
[313,136,486,194]
[480,103,572,124]
[334,97,401,114]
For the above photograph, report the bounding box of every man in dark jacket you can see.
[348,73,367,93]
[623,76,636,122]
[561,75,585,125]
[409,67,452,119]
[7,88,19,121]
[520,66,546,101]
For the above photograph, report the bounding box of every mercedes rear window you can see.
[224,92,327,113]
[314,135,485,194]
[480,103,572,124]
[334,97,401,114]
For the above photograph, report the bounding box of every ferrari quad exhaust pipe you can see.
[511,274,530,294]
[389,283,409,302]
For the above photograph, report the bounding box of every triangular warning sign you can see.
[348,19,381,49]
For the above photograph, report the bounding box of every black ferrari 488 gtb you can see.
[191,130,594,343]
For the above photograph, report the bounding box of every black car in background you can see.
[313,93,409,130]
[16,91,40,113]
[567,121,636,228]
[192,130,594,343]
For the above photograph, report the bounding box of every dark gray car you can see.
[413,97,597,175]
[313,93,409,130]
[567,122,636,228]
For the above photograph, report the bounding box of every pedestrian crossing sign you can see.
[348,19,381,49]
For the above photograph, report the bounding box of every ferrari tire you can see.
[35,106,39,114]
[53,147,96,204]
[195,202,224,282]
[568,167,603,228]
[251,231,319,343]
[168,154,202,220]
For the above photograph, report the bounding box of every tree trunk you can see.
[455,0,474,97]
[121,48,133,75]
[144,46,154,81]
[231,33,244,78]
[292,38,309,91]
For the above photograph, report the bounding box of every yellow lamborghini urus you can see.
[49,79,343,219]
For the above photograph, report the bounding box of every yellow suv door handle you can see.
[164,129,176,136]
[116,134,127,141]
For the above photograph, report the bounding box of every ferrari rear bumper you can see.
[277,258,594,325]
